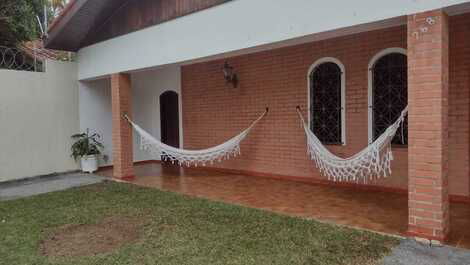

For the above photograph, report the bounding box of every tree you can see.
[50,0,66,17]
[0,0,66,46]
[0,0,44,45]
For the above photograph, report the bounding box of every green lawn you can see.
[0,181,398,265]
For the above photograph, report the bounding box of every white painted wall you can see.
[0,61,79,182]
[78,78,113,165]
[77,0,470,80]
[78,65,182,166]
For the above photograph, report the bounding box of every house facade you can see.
[46,0,470,242]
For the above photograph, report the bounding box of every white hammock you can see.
[125,110,267,166]
[297,106,408,182]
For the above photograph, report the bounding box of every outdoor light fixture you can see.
[222,61,238,88]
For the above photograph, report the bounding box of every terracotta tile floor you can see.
[97,163,470,249]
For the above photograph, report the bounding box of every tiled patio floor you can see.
[97,163,470,249]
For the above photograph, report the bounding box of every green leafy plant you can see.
[71,129,104,161]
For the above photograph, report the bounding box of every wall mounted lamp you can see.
[222,61,238,88]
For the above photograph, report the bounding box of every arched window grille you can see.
[370,51,408,145]
[309,59,344,144]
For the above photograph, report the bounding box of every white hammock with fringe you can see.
[126,110,267,167]
[297,106,408,182]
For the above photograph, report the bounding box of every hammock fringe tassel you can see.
[297,106,408,183]
[125,109,268,167]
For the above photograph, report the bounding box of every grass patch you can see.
[0,181,398,264]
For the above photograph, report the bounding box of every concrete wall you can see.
[0,60,79,182]
[78,78,113,165]
[77,0,470,80]
[78,65,182,165]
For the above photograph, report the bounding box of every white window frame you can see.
[368,47,407,144]
[307,57,346,145]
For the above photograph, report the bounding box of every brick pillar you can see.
[111,73,134,180]
[407,10,449,242]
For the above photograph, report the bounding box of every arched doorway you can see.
[160,91,180,155]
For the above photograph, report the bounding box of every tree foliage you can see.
[0,0,66,46]
[50,0,66,17]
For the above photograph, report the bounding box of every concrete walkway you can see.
[0,173,104,201]
[382,239,470,265]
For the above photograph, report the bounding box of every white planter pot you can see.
[81,155,99,173]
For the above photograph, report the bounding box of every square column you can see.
[111,73,134,180]
[407,10,449,241]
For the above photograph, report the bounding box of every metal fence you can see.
[0,46,44,72]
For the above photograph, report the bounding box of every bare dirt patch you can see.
[40,216,146,258]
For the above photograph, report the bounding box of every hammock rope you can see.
[297,106,408,182]
[124,108,268,167]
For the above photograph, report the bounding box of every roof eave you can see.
[44,0,86,52]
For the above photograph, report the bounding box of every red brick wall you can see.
[111,73,134,179]
[407,10,450,241]
[448,14,470,197]
[181,15,470,197]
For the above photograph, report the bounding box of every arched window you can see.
[308,58,345,145]
[368,48,407,145]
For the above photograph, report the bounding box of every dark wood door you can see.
[160,91,180,155]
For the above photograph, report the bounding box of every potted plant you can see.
[71,129,104,173]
